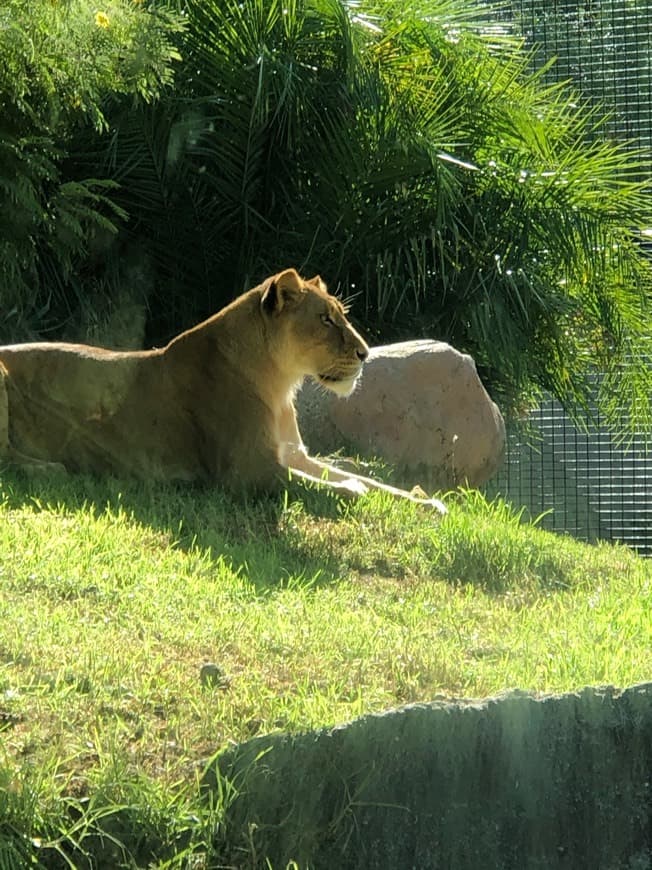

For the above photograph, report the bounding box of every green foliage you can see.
[70,0,652,428]
[0,0,183,338]
[2,0,651,428]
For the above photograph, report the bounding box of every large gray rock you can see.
[208,684,652,869]
[297,340,506,489]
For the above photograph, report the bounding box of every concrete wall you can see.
[208,684,652,869]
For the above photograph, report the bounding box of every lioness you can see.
[0,268,444,510]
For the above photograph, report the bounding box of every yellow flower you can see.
[94,10,110,28]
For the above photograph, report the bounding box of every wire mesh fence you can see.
[486,403,652,556]
[491,0,652,174]
[482,0,652,555]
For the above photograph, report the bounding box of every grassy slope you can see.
[0,467,650,866]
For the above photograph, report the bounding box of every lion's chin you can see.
[317,373,360,397]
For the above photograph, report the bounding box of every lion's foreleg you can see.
[279,443,362,494]
[348,470,447,513]
[286,449,446,513]
[278,402,445,512]
[284,463,369,497]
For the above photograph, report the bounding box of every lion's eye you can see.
[321,314,335,327]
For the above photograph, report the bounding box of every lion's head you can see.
[261,268,369,396]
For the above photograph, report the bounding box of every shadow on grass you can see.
[0,468,625,598]
[0,465,351,594]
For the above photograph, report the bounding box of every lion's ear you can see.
[307,275,328,292]
[261,268,305,315]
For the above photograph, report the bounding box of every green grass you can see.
[0,467,649,867]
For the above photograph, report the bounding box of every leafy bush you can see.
[0,0,182,338]
[4,0,651,429]
[72,0,651,427]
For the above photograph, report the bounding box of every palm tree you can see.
[64,0,652,429]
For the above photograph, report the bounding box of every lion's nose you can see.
[356,346,369,362]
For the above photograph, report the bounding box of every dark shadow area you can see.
[0,465,353,594]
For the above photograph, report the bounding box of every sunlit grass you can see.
[0,468,649,865]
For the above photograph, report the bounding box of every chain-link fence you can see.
[504,0,652,169]
[487,402,652,556]
[485,0,652,556]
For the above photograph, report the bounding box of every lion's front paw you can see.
[409,487,447,514]
[336,477,369,497]
[410,487,448,515]
[425,497,447,515]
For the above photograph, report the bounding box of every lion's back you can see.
[0,342,190,477]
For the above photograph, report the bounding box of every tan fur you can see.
[0,268,445,510]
